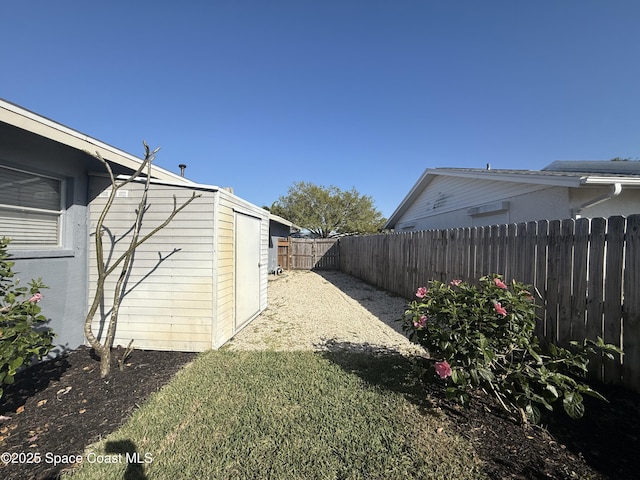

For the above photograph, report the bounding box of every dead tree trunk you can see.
[84,143,200,378]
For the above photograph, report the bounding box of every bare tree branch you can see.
[84,143,201,377]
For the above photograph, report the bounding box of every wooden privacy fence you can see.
[339,215,640,392]
[288,238,340,270]
[277,238,290,270]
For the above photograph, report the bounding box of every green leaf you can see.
[525,404,541,424]
[528,346,543,364]
[563,392,585,419]
[477,367,495,382]
[545,384,559,401]
[9,356,24,370]
[451,368,463,385]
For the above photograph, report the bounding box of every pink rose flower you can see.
[494,302,507,317]
[413,315,427,328]
[450,279,463,287]
[415,287,428,298]
[494,278,507,289]
[434,361,452,379]
[28,293,43,303]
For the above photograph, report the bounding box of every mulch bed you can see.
[0,346,196,480]
[1,346,639,480]
[423,377,640,480]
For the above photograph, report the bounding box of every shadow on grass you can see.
[317,339,439,414]
[105,439,149,480]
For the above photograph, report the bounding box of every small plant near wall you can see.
[0,237,54,399]
[401,275,622,424]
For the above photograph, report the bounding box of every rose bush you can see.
[0,237,54,398]
[401,274,622,424]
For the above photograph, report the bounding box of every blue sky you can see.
[2,1,639,218]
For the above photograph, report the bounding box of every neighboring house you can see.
[1,98,269,353]
[385,162,640,232]
[268,213,297,274]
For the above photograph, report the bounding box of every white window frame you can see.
[0,164,66,248]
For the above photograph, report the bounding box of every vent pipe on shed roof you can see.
[178,164,187,177]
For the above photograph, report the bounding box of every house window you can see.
[0,164,64,247]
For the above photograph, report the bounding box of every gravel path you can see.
[226,270,426,356]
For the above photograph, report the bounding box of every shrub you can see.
[401,275,622,424]
[0,237,55,398]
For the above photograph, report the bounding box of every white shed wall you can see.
[88,178,270,352]
[89,179,215,352]
[213,189,269,347]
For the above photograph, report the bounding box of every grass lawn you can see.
[65,350,483,480]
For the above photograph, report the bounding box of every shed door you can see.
[235,212,261,329]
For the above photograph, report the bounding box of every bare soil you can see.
[1,270,639,479]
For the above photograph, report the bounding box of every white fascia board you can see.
[582,176,640,186]
[434,169,583,187]
[0,99,190,184]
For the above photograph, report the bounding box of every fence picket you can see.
[603,216,625,383]
[586,218,606,380]
[571,218,589,343]
[546,220,561,344]
[557,219,575,347]
[623,215,640,391]
[535,220,548,338]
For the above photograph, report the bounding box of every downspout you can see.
[571,183,622,219]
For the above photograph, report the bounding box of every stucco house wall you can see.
[1,121,94,352]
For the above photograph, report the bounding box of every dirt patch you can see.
[227,270,425,355]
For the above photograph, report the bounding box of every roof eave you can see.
[0,98,190,184]
[434,169,584,187]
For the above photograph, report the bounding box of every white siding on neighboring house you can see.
[394,176,566,231]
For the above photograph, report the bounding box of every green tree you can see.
[271,182,385,238]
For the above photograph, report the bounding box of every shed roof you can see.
[0,98,192,184]
[385,163,640,229]
[269,213,301,232]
